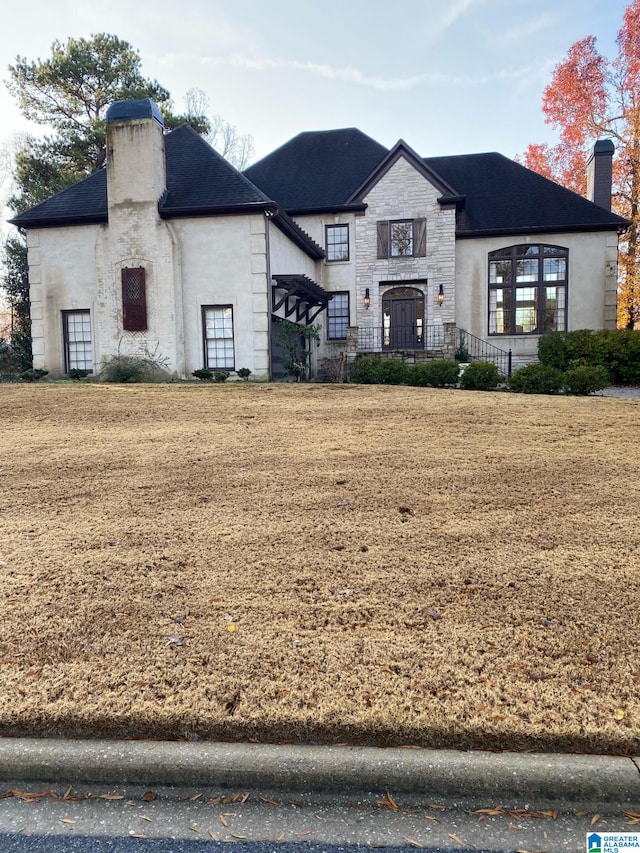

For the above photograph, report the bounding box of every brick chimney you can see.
[105,98,166,209]
[586,139,614,211]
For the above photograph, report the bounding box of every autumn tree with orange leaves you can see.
[523,1,640,329]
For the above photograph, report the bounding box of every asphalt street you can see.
[0,840,488,853]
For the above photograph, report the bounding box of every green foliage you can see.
[538,329,640,385]
[68,368,89,380]
[213,371,230,382]
[563,364,610,395]
[19,368,48,382]
[454,331,471,363]
[192,368,213,381]
[0,337,21,374]
[350,355,408,385]
[275,319,320,380]
[1,237,32,370]
[236,367,252,380]
[459,360,501,391]
[508,363,564,394]
[407,359,460,387]
[100,355,147,383]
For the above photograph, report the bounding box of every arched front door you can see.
[382,287,425,350]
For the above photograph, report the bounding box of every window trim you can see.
[488,244,568,336]
[325,224,350,263]
[202,305,235,371]
[326,291,350,340]
[62,309,93,373]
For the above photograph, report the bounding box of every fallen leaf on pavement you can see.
[403,837,423,847]
[448,833,466,845]
[591,814,601,825]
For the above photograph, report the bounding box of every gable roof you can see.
[10,125,273,229]
[244,128,388,213]
[424,152,628,237]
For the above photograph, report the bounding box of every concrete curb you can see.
[1,738,639,811]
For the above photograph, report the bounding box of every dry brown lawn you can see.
[0,382,639,754]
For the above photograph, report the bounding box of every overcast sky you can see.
[0,0,629,166]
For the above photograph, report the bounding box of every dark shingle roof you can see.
[10,125,271,228]
[244,128,388,211]
[425,152,627,235]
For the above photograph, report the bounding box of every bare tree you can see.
[185,88,255,170]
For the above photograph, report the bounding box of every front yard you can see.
[0,383,638,753]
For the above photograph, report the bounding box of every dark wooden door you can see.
[390,299,417,349]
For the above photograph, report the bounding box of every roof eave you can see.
[283,203,367,216]
[7,213,107,229]
[456,222,628,239]
[159,202,272,219]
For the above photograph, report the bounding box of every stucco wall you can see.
[27,226,99,376]
[172,214,270,378]
[455,230,619,362]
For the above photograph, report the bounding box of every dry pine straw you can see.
[0,382,639,754]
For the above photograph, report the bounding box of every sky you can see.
[0,0,631,169]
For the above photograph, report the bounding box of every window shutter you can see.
[414,218,427,257]
[122,267,147,332]
[377,221,389,259]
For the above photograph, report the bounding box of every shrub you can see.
[459,360,501,391]
[192,368,213,381]
[19,368,48,382]
[0,338,20,374]
[350,355,407,385]
[100,355,148,383]
[236,367,252,380]
[563,364,610,395]
[213,370,230,382]
[407,359,460,387]
[508,363,564,395]
[68,368,89,380]
[539,329,640,386]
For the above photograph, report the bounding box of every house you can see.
[10,99,627,380]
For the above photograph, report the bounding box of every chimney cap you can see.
[592,138,615,155]
[106,98,164,127]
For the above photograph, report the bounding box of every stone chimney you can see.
[586,139,614,211]
[105,98,166,209]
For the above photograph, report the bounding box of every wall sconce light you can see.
[364,287,371,309]
[438,284,445,306]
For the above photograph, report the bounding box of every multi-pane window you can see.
[203,306,234,370]
[489,245,568,335]
[62,310,93,372]
[326,225,349,262]
[122,267,147,331]
[377,219,427,258]
[326,292,349,339]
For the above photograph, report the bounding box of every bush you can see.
[192,368,213,381]
[213,370,230,382]
[350,355,407,385]
[236,367,252,381]
[19,368,48,382]
[538,329,640,386]
[100,355,148,383]
[459,360,501,391]
[563,364,610,395]
[68,368,89,380]
[407,359,460,387]
[508,363,564,395]
[0,338,20,374]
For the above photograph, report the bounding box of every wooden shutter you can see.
[413,218,427,257]
[122,267,147,332]
[377,221,389,259]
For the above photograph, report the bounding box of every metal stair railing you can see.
[455,328,512,376]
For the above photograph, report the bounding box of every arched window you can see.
[488,245,567,335]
